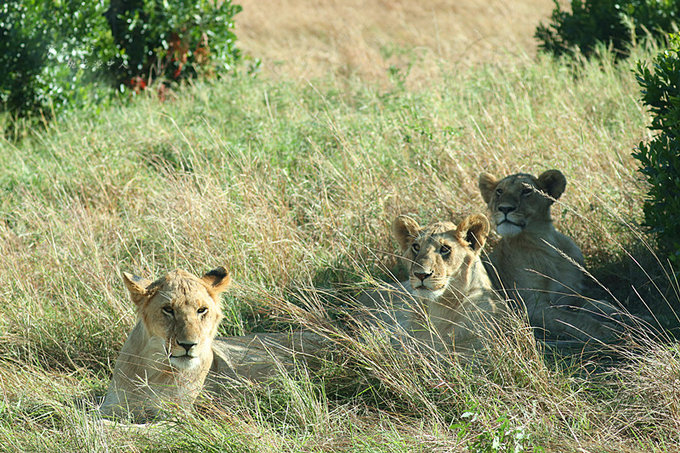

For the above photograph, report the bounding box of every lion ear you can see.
[393,215,421,251]
[122,272,152,308]
[456,214,490,253]
[478,173,498,204]
[537,169,566,201]
[201,267,231,298]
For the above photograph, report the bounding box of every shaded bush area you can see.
[634,33,680,265]
[0,1,115,117]
[536,0,679,59]
[104,0,242,88]
[0,0,242,122]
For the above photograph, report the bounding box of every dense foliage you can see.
[0,0,241,120]
[104,0,242,88]
[536,0,679,58]
[0,1,115,117]
[634,34,680,264]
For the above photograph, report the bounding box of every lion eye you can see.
[197,307,208,315]
[495,188,503,196]
[521,187,533,196]
[411,243,420,253]
[439,244,451,256]
[162,306,174,316]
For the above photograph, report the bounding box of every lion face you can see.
[122,267,230,371]
[478,170,567,238]
[393,214,490,300]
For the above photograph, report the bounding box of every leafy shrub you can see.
[104,0,242,89]
[634,33,680,264]
[0,1,114,118]
[536,0,680,59]
[0,0,242,121]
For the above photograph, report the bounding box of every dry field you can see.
[236,0,556,81]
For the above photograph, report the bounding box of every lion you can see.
[100,267,231,420]
[390,213,511,357]
[478,169,621,343]
[100,266,328,421]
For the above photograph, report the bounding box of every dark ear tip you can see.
[203,266,229,286]
[459,214,490,250]
[205,266,229,281]
[539,169,567,197]
[543,169,566,180]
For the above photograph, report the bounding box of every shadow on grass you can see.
[588,243,680,338]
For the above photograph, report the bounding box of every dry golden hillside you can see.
[235,0,555,82]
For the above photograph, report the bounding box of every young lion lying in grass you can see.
[100,266,327,421]
[101,213,527,420]
[100,267,231,421]
[359,213,514,359]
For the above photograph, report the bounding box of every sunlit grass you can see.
[0,40,678,451]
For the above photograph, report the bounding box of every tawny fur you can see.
[100,268,230,420]
[478,170,620,343]
[391,213,510,358]
[209,331,328,387]
[101,267,328,421]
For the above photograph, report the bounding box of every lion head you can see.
[392,213,490,300]
[389,213,510,356]
[478,169,566,238]
[122,267,230,370]
[101,266,231,420]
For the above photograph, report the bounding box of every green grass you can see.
[1,42,679,451]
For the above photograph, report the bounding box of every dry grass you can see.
[236,0,556,82]
[0,1,679,450]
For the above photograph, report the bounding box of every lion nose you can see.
[414,271,432,282]
[498,205,515,215]
[177,341,197,353]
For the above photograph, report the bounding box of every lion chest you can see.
[410,293,495,353]
[490,233,583,305]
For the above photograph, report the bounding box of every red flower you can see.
[129,76,147,94]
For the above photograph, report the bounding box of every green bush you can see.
[104,0,242,88]
[0,1,115,118]
[634,33,680,264]
[536,0,680,59]
[0,0,242,121]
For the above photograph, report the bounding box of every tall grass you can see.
[1,40,678,451]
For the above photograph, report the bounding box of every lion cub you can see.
[101,266,329,421]
[100,267,231,420]
[391,213,510,357]
[478,169,620,343]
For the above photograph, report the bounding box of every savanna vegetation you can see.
[1,0,680,451]
[536,0,680,59]
[0,0,242,127]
